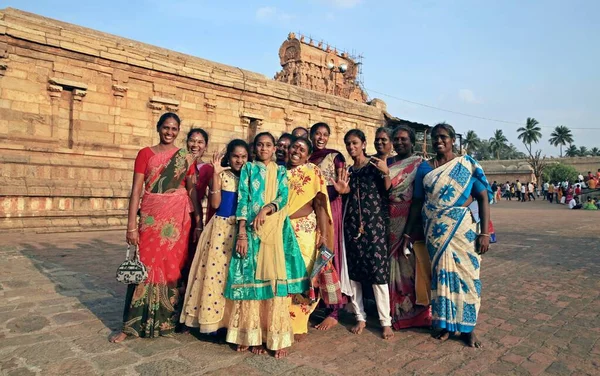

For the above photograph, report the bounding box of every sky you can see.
[6,0,599,156]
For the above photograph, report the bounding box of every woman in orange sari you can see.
[111,113,196,343]
[286,137,337,341]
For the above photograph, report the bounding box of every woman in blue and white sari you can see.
[402,123,492,348]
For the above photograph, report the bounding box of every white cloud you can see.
[322,0,362,8]
[255,6,293,22]
[458,89,483,104]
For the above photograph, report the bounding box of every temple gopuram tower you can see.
[274,33,368,103]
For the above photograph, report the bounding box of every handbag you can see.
[115,245,148,284]
[318,264,343,305]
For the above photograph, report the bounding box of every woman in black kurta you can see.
[345,162,389,284]
[342,129,394,339]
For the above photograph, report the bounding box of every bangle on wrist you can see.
[127,228,137,233]
[209,189,221,194]
[478,233,490,237]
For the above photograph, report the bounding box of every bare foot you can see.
[236,345,249,352]
[434,329,450,342]
[382,326,394,340]
[462,331,482,348]
[351,321,366,334]
[315,316,338,331]
[294,333,307,342]
[109,332,127,343]
[251,345,267,355]
[274,348,288,359]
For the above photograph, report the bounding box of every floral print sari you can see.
[420,155,492,333]
[122,148,193,338]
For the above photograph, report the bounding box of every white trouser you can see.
[349,280,392,327]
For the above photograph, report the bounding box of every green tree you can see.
[489,129,508,160]
[542,163,579,184]
[565,145,578,157]
[517,118,548,185]
[548,125,574,157]
[472,139,493,161]
[590,147,600,156]
[463,130,481,155]
[502,143,527,159]
[578,146,589,156]
[517,117,543,156]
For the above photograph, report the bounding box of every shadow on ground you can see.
[19,238,127,331]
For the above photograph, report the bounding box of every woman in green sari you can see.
[224,132,308,359]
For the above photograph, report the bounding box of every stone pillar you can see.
[111,84,128,140]
[47,77,88,149]
[47,84,63,139]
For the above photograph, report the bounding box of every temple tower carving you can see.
[274,32,368,103]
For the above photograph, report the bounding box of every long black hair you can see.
[310,122,331,138]
[344,128,368,156]
[291,137,313,155]
[375,126,393,139]
[392,125,416,145]
[186,127,209,144]
[156,112,180,131]
[431,122,456,140]
[253,132,276,147]
[222,139,250,167]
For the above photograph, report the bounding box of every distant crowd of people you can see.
[491,180,538,203]
[489,168,600,211]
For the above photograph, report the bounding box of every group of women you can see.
[110,112,493,357]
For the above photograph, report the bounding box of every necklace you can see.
[433,154,455,169]
[353,157,370,171]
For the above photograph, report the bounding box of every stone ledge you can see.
[48,76,88,90]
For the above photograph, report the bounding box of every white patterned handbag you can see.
[115,245,148,284]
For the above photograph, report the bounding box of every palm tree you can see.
[489,129,508,160]
[578,146,589,156]
[548,125,574,157]
[517,117,542,156]
[590,147,600,156]
[565,145,578,157]
[463,130,481,155]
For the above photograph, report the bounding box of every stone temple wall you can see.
[0,8,385,233]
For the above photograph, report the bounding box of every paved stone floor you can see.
[1,199,599,375]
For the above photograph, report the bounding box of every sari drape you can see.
[224,161,308,351]
[309,150,349,304]
[286,163,335,334]
[184,162,214,285]
[422,155,492,333]
[123,148,193,338]
[387,155,432,330]
[224,161,308,300]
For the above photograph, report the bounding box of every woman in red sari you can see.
[110,113,196,343]
[309,122,349,330]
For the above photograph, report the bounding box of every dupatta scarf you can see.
[422,155,492,333]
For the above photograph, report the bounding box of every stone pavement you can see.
[1,200,599,376]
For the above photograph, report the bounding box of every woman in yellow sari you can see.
[286,138,336,341]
